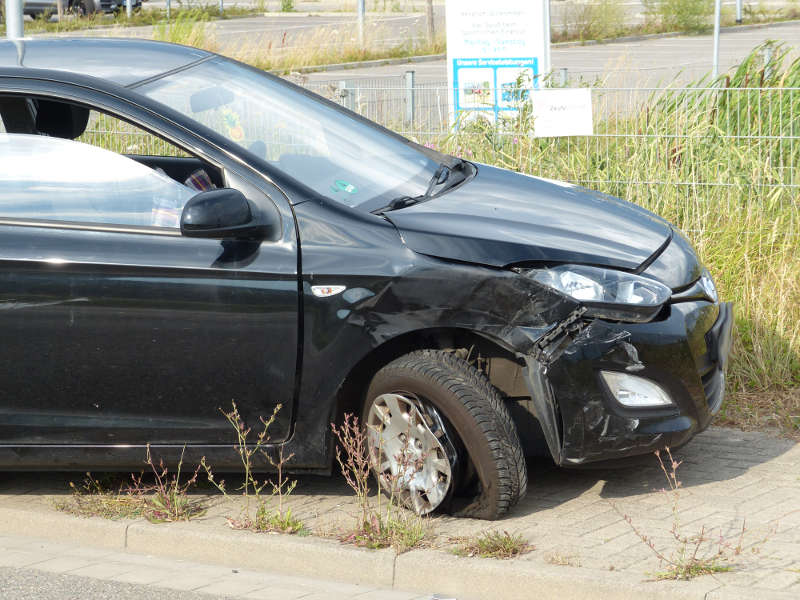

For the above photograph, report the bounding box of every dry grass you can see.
[545,551,582,567]
[719,389,800,441]
[227,21,445,73]
[53,474,146,520]
[450,530,533,560]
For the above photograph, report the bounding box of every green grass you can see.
[451,531,533,559]
[0,5,265,36]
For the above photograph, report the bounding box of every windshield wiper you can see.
[371,163,454,215]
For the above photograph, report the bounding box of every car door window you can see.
[78,110,190,158]
[0,133,195,228]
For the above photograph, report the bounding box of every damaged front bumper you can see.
[522,300,734,466]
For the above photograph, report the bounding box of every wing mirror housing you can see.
[180,188,278,240]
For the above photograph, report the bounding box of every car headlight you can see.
[526,264,671,322]
[699,269,718,303]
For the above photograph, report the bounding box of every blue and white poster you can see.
[446,1,547,126]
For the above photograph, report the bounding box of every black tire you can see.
[70,0,95,16]
[363,350,527,520]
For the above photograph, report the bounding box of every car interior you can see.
[0,95,225,192]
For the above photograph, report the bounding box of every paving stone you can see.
[67,561,136,580]
[194,579,272,596]
[242,586,319,600]
[0,550,52,568]
[32,556,98,573]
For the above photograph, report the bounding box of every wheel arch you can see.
[333,326,535,431]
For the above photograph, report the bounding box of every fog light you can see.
[600,371,674,408]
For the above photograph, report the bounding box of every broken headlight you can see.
[527,265,671,322]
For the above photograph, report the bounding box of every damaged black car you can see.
[0,38,732,520]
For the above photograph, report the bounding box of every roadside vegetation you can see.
[1,5,264,37]
[554,0,800,43]
[201,402,306,534]
[612,448,772,580]
[330,414,433,552]
[450,530,533,560]
[54,446,206,522]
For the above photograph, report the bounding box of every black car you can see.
[0,38,732,520]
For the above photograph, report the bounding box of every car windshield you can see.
[135,57,440,208]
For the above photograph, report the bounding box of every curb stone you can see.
[550,18,800,49]
[0,505,797,600]
[125,519,395,587]
[285,53,445,74]
[0,505,127,550]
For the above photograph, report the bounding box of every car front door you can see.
[0,93,299,446]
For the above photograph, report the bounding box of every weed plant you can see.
[201,401,305,534]
[614,448,773,580]
[330,413,432,552]
[451,530,533,560]
[55,446,206,522]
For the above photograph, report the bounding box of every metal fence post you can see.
[166,0,170,20]
[4,0,23,39]
[426,0,434,46]
[736,0,743,24]
[126,0,132,19]
[405,70,416,126]
[559,68,568,87]
[357,0,365,48]
[339,80,355,111]
[712,0,721,78]
[542,0,552,85]
[764,45,773,80]
[219,0,223,14]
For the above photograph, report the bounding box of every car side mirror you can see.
[180,188,277,240]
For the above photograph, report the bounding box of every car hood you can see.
[384,164,672,271]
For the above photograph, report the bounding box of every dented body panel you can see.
[288,196,733,471]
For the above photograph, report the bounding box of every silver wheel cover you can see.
[366,393,453,515]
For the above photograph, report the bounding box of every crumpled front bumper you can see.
[522,300,734,466]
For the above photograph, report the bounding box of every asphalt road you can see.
[0,568,227,600]
[304,20,800,87]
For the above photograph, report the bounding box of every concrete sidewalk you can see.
[0,533,422,599]
[0,427,799,599]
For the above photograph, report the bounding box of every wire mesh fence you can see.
[304,79,800,240]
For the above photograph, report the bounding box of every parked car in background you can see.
[22,0,141,16]
[0,38,732,520]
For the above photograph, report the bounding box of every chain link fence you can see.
[305,76,800,239]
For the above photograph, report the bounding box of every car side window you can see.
[0,133,195,228]
[78,111,190,158]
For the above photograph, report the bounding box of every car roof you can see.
[0,38,212,87]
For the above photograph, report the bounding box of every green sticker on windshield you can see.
[331,180,358,194]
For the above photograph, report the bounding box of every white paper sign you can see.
[446,0,546,125]
[531,88,594,138]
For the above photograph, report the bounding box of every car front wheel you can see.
[363,350,527,520]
